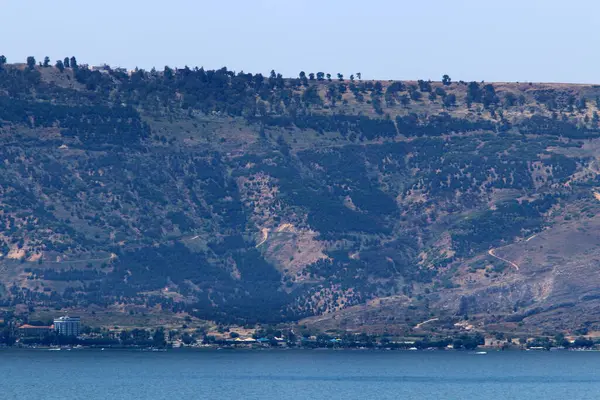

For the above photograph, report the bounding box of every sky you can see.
[2,0,600,83]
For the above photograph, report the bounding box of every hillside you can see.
[2,57,600,338]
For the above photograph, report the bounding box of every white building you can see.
[54,316,81,337]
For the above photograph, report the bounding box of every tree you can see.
[337,73,344,81]
[119,330,130,343]
[466,81,482,104]
[70,56,78,69]
[350,74,355,81]
[326,73,332,82]
[43,56,50,68]
[418,79,432,92]
[573,337,593,348]
[164,66,173,80]
[409,86,422,101]
[316,72,324,81]
[308,72,315,81]
[356,72,362,80]
[302,85,323,106]
[576,97,587,112]
[268,69,277,88]
[326,85,338,105]
[257,101,267,116]
[553,333,569,348]
[26,56,36,70]
[0,55,6,67]
[64,57,70,68]
[182,333,194,345]
[275,73,284,88]
[458,333,484,350]
[566,95,575,112]
[55,60,65,72]
[387,81,405,93]
[374,81,383,93]
[400,94,410,106]
[435,87,447,97]
[152,327,166,347]
[482,84,498,108]
[372,96,383,114]
[1,327,16,346]
[299,71,308,86]
[443,93,457,107]
[442,74,452,85]
[504,92,517,107]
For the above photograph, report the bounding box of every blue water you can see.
[1,349,600,399]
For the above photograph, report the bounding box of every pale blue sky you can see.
[2,0,599,83]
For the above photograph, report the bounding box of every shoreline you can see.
[2,345,597,353]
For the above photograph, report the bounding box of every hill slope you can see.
[2,61,600,336]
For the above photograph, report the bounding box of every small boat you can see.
[475,351,487,355]
[48,348,61,351]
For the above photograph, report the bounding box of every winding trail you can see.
[488,248,520,271]
[45,253,117,265]
[0,253,117,274]
[255,228,269,248]
[525,234,538,242]
[414,318,439,329]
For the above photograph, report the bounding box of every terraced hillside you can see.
[2,59,600,337]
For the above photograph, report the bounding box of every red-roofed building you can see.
[18,324,54,337]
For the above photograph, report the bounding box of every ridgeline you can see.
[2,55,600,341]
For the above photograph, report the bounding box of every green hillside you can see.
[2,56,600,338]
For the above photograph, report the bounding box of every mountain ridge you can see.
[1,58,600,339]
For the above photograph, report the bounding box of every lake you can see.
[1,349,600,399]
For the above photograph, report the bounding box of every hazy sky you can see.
[2,0,599,83]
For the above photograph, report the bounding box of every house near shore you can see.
[18,324,54,337]
[233,337,257,344]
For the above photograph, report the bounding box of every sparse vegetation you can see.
[0,58,599,336]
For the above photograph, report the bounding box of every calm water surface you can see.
[2,349,600,399]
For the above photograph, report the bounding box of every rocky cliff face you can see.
[1,62,600,335]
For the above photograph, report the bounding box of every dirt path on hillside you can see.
[255,228,269,248]
[45,253,117,265]
[0,253,117,276]
[414,318,439,329]
[488,248,520,271]
[255,224,295,248]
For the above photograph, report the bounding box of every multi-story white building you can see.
[53,316,81,337]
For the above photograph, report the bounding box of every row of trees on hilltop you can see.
[14,56,80,71]
[1,54,457,86]
[3,54,599,133]
[298,71,362,83]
